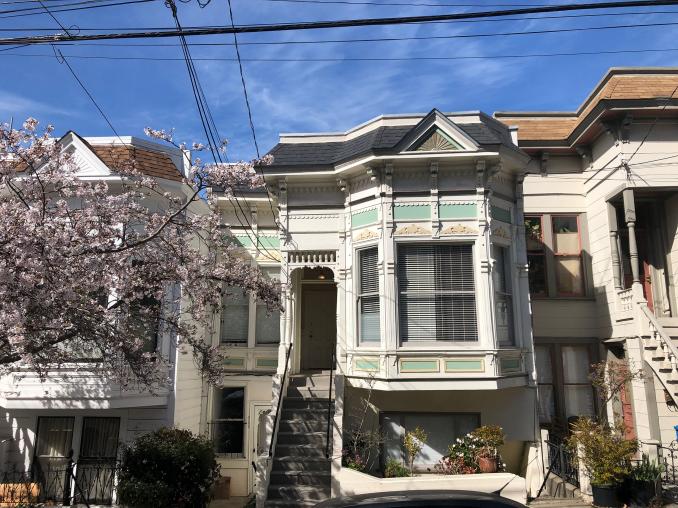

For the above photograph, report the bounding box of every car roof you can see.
[313,490,527,508]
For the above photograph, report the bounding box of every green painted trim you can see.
[400,359,440,373]
[491,205,512,224]
[258,235,280,249]
[223,357,245,368]
[444,358,485,373]
[255,357,278,369]
[394,204,431,220]
[354,358,380,372]
[352,208,379,228]
[230,234,253,247]
[439,203,476,219]
[500,357,522,374]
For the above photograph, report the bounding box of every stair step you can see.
[281,409,334,421]
[277,431,329,446]
[275,444,329,458]
[267,484,330,501]
[270,471,331,486]
[278,419,326,433]
[284,398,334,410]
[272,458,331,472]
[289,375,332,389]
[265,500,318,507]
[287,386,331,399]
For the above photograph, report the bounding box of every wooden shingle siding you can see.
[91,145,184,182]
[497,72,678,144]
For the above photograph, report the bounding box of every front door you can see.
[248,402,270,495]
[300,284,336,371]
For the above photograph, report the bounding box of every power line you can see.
[226,0,281,234]
[226,0,259,158]
[0,0,146,16]
[0,0,155,18]
[261,0,556,6]
[2,0,678,45]
[4,8,678,32]
[165,0,281,264]
[6,45,678,61]
[26,19,678,48]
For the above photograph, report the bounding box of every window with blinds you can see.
[220,288,249,345]
[493,245,514,346]
[397,244,477,342]
[256,267,281,345]
[358,247,380,344]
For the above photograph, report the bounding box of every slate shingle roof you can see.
[266,118,515,170]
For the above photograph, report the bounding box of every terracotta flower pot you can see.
[477,456,498,473]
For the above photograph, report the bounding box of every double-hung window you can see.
[397,244,477,343]
[493,245,514,346]
[220,289,249,346]
[211,387,245,457]
[358,247,380,345]
[256,268,281,345]
[524,214,586,297]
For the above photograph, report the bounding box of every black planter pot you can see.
[619,478,661,507]
[592,484,621,508]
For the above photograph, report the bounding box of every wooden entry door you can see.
[300,284,336,371]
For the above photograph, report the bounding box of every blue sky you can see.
[2,0,678,159]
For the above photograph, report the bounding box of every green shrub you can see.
[117,427,220,508]
[629,455,663,481]
[384,458,410,478]
[567,418,637,487]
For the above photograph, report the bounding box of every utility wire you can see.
[166,0,281,263]
[2,0,678,45]
[226,0,282,233]
[37,0,124,143]
[0,0,155,18]
[7,45,678,61]
[27,19,678,48]
[5,8,678,32]
[0,0,148,16]
[262,0,556,6]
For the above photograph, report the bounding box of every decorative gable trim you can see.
[411,127,463,152]
[396,109,480,153]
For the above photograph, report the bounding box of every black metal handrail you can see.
[269,342,293,457]
[325,340,336,459]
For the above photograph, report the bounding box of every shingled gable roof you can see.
[75,134,185,182]
[265,109,517,171]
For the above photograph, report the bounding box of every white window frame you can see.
[356,245,381,347]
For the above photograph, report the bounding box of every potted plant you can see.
[472,425,505,473]
[620,455,663,507]
[568,418,638,508]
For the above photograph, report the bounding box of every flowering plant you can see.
[436,433,480,474]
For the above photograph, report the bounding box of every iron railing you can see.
[269,342,293,457]
[545,439,579,487]
[0,460,117,506]
[325,340,336,459]
[657,443,678,485]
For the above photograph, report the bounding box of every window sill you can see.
[531,296,595,302]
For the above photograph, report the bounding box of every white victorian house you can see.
[196,109,540,506]
[0,133,198,505]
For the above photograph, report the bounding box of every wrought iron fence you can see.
[0,460,117,506]
[657,443,678,485]
[545,439,580,488]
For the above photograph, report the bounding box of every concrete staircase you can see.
[265,372,334,507]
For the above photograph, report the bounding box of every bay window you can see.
[397,243,477,343]
[552,216,584,296]
[358,247,380,345]
[493,245,514,346]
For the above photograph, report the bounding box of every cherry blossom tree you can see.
[0,119,280,390]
